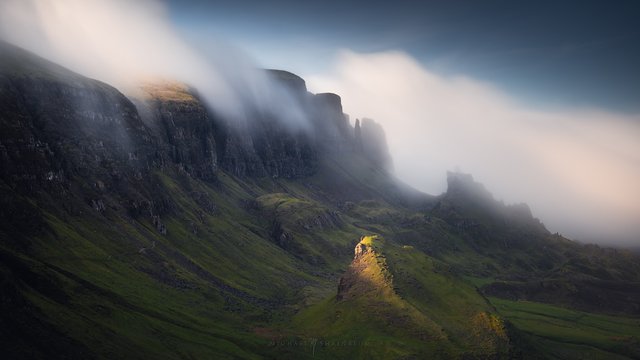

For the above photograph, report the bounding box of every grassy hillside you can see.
[489,298,640,359]
[1,41,639,359]
[292,235,511,359]
[5,151,639,358]
[0,147,435,359]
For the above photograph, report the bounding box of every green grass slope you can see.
[2,149,640,359]
[1,41,639,359]
[291,235,512,359]
[489,297,640,359]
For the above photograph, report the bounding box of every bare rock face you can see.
[297,210,342,230]
[354,242,370,259]
[445,171,494,202]
[359,118,393,172]
[354,119,363,152]
[0,42,397,247]
[136,69,391,179]
[311,92,354,154]
[0,44,182,240]
[0,43,157,215]
[244,117,318,178]
[0,41,395,232]
[137,82,218,181]
[270,220,294,249]
[133,75,320,179]
[215,129,267,177]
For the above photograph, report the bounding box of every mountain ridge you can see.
[1,41,639,359]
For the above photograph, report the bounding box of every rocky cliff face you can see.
[136,82,218,181]
[0,43,166,241]
[0,42,392,200]
[310,92,354,153]
[136,73,318,179]
[355,117,393,172]
[0,40,396,251]
[0,45,151,193]
[132,69,390,180]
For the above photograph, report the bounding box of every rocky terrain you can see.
[1,41,639,359]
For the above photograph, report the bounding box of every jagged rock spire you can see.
[354,118,363,152]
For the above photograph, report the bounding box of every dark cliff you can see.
[0,42,396,242]
[355,117,393,172]
[0,43,392,190]
[136,82,218,181]
[0,44,152,193]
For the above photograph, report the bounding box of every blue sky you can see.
[167,0,640,113]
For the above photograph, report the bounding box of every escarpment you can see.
[0,42,392,196]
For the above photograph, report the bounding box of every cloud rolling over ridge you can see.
[308,51,640,246]
[0,0,310,130]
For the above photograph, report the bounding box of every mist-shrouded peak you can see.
[314,92,342,107]
[359,118,393,172]
[308,50,640,247]
[0,40,93,85]
[445,171,494,202]
[266,69,307,94]
[445,171,536,224]
[437,171,549,239]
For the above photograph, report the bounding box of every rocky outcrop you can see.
[134,69,326,179]
[354,119,363,152]
[359,118,393,172]
[336,235,392,301]
[433,172,549,249]
[444,172,494,203]
[310,93,354,154]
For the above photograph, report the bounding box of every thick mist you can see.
[308,51,640,247]
[0,0,309,130]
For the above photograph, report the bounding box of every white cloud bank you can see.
[0,0,309,130]
[308,51,640,246]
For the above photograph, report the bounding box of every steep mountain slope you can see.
[1,42,639,359]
